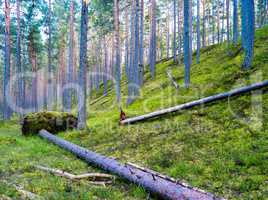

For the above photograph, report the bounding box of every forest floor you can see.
[1,26,268,200]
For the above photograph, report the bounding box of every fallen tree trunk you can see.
[121,80,268,125]
[39,130,222,200]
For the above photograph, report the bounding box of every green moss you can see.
[21,111,77,136]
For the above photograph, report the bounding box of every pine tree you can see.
[114,0,121,103]
[3,0,11,119]
[149,0,156,78]
[241,0,255,69]
[173,0,177,62]
[184,0,191,88]
[233,0,238,45]
[16,0,24,115]
[196,0,201,63]
[65,0,75,112]
[139,0,144,85]
[78,0,89,129]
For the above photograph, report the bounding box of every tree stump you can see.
[21,112,77,136]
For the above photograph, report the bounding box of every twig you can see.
[35,165,114,182]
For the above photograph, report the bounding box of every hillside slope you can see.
[1,26,268,200]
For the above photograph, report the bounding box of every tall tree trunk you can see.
[28,39,38,112]
[114,0,121,104]
[127,0,135,105]
[233,0,238,45]
[221,0,225,42]
[47,0,53,110]
[166,12,170,59]
[16,0,24,115]
[184,0,191,88]
[189,0,192,64]
[202,0,206,47]
[103,36,108,96]
[196,0,201,63]
[241,0,255,69]
[78,0,89,129]
[125,9,129,81]
[217,0,221,43]
[133,0,140,95]
[65,0,75,112]
[226,0,230,43]
[149,0,156,78]
[139,0,144,86]
[3,0,11,119]
[173,0,177,62]
[177,0,181,64]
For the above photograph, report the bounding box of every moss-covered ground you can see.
[1,26,268,199]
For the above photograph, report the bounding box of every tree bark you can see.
[184,0,191,88]
[149,0,156,79]
[47,0,53,111]
[65,0,75,112]
[78,0,89,129]
[241,0,255,69]
[3,0,11,119]
[114,0,121,104]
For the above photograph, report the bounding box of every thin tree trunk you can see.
[177,0,181,64]
[114,0,121,104]
[139,0,144,86]
[149,0,156,78]
[16,0,23,115]
[125,9,129,81]
[196,0,201,63]
[233,0,238,45]
[217,0,220,43]
[166,12,170,59]
[173,0,177,62]
[77,0,89,129]
[47,0,53,110]
[133,0,140,95]
[65,0,75,112]
[202,0,206,47]
[184,0,191,88]
[104,36,108,96]
[3,0,11,119]
[221,0,225,42]
[226,0,230,43]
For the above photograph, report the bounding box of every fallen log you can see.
[39,129,222,200]
[121,80,268,124]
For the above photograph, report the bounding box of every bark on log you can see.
[39,130,222,200]
[121,80,268,124]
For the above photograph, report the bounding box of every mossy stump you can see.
[21,112,78,136]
